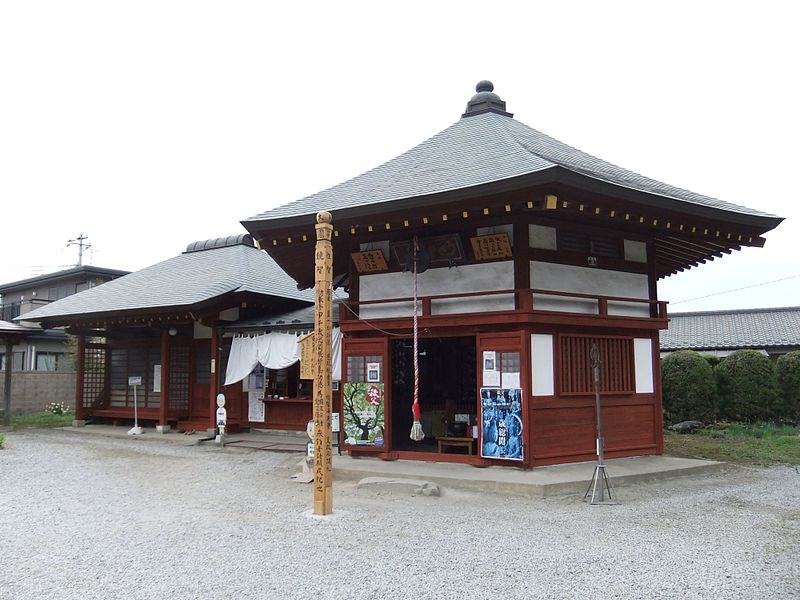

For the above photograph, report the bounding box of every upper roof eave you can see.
[243,166,783,236]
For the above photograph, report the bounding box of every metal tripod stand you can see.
[583,344,618,505]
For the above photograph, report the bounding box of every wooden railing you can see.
[339,288,668,322]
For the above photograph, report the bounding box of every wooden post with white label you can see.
[313,211,334,515]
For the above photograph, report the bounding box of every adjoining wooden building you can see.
[19,235,314,433]
[242,81,783,466]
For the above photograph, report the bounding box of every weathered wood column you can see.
[313,211,334,515]
[73,335,86,425]
[158,329,170,431]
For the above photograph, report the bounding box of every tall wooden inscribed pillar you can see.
[313,211,334,515]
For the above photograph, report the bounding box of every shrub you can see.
[776,351,800,421]
[0,432,5,448]
[716,350,778,421]
[661,350,717,424]
[702,354,723,369]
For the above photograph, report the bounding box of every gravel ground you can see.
[1,429,798,600]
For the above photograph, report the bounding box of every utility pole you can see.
[66,235,91,267]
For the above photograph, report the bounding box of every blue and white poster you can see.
[480,388,523,461]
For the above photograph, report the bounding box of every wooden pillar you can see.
[208,327,219,430]
[313,211,334,515]
[159,329,170,427]
[513,221,530,310]
[73,335,86,423]
[3,337,12,427]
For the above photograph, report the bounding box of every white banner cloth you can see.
[225,328,343,386]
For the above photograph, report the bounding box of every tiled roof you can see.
[0,319,34,335]
[221,298,345,332]
[17,239,312,323]
[245,96,779,226]
[661,307,800,350]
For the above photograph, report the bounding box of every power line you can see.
[671,272,800,305]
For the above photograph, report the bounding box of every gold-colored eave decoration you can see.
[556,196,757,248]
[268,194,559,246]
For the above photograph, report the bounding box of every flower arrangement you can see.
[45,401,70,415]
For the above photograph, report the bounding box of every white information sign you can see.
[153,365,161,393]
[482,351,500,386]
[128,376,142,386]
[501,372,521,389]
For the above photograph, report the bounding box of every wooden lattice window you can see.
[559,335,633,394]
[168,344,190,410]
[347,355,383,383]
[82,344,107,409]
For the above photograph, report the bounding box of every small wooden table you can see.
[437,436,476,455]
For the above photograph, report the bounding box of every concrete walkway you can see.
[51,423,725,497]
[332,454,726,498]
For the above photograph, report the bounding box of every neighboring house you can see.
[0,266,128,372]
[661,307,800,359]
[241,81,783,467]
[19,235,314,433]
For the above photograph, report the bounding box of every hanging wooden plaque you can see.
[351,250,388,273]
[298,332,315,380]
[470,233,513,260]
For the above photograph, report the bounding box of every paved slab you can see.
[54,424,724,497]
[333,454,726,498]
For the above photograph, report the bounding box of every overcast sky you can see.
[1,1,797,312]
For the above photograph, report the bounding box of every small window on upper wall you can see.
[556,231,621,259]
[589,237,621,259]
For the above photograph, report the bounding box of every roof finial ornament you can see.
[463,80,513,119]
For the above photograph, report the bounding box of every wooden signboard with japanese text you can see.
[351,250,388,273]
[299,332,315,380]
[470,233,513,260]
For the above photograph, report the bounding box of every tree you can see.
[661,350,717,424]
[715,350,778,422]
[775,351,800,421]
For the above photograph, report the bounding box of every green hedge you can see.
[776,351,800,421]
[716,350,778,422]
[661,350,717,424]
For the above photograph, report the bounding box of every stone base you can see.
[155,425,171,434]
[72,420,86,428]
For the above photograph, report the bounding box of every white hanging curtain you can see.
[331,327,342,381]
[257,332,301,370]
[224,327,343,386]
[224,335,260,386]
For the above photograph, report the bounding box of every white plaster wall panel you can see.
[532,294,598,315]
[477,224,514,245]
[529,225,557,250]
[634,338,655,393]
[607,300,651,317]
[359,240,390,259]
[359,261,514,318]
[431,294,515,315]
[624,240,648,263]
[531,334,555,396]
[359,301,415,320]
[530,261,650,313]
[193,322,212,339]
